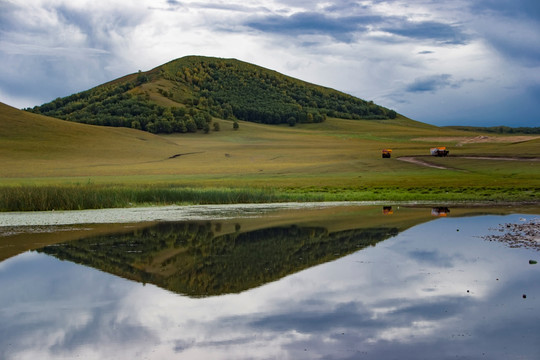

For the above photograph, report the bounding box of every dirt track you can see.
[397,157,450,169]
[411,135,540,145]
[397,155,540,170]
[460,156,540,162]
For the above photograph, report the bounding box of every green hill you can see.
[26,55,397,133]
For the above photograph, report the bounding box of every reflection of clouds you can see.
[250,302,375,333]
[1,214,539,359]
[0,254,158,360]
[407,249,459,268]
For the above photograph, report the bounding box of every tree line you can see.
[446,125,540,134]
[26,82,225,134]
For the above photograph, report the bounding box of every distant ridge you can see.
[27,55,398,134]
[445,125,540,134]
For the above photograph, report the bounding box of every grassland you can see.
[1,102,539,211]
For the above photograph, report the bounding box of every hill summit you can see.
[27,55,397,134]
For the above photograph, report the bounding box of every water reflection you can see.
[1,206,539,360]
[38,221,398,296]
[431,206,450,216]
[382,206,393,215]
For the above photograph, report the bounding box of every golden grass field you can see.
[1,101,539,207]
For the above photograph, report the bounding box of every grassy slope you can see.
[0,102,180,177]
[1,102,539,208]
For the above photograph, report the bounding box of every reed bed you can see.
[0,184,318,212]
[0,184,536,212]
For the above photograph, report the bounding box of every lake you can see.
[0,203,539,359]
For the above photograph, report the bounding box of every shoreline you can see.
[1,201,539,228]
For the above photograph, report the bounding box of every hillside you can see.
[0,100,430,179]
[26,56,397,134]
[0,102,179,177]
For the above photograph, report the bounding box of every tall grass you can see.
[0,184,537,212]
[0,184,321,212]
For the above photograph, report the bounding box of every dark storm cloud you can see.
[468,0,540,66]
[405,74,454,93]
[527,83,540,101]
[471,0,540,20]
[382,21,469,45]
[244,10,469,46]
[488,36,540,67]
[244,12,378,42]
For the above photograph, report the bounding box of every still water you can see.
[0,204,539,359]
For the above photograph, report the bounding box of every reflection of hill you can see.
[39,222,397,297]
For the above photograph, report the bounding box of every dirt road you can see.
[397,155,540,170]
[397,157,450,169]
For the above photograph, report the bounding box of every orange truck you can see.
[430,147,449,157]
[431,207,450,217]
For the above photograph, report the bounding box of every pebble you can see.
[481,218,540,251]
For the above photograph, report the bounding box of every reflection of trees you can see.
[39,222,398,297]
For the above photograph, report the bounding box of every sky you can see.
[1,0,539,127]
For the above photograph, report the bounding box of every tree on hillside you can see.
[287,117,296,127]
[136,70,148,86]
[186,118,197,132]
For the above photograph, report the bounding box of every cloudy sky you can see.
[1,0,539,126]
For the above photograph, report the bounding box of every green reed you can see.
[0,184,536,212]
[0,184,318,212]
